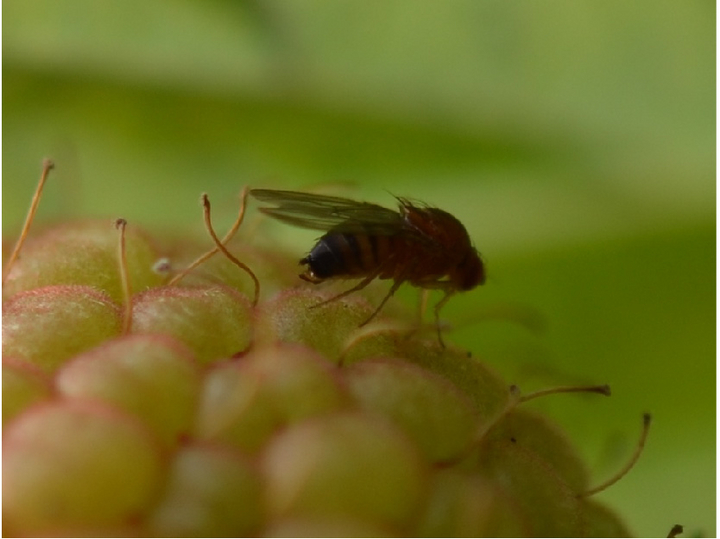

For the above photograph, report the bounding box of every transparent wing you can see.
[250,189,405,234]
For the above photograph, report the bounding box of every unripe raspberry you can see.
[3,401,163,536]
[3,285,122,373]
[131,285,253,363]
[147,442,263,537]
[2,358,53,425]
[2,170,646,536]
[194,343,348,453]
[55,334,201,447]
[344,358,479,461]
[261,411,427,528]
[417,469,527,537]
[255,287,397,362]
[2,220,163,303]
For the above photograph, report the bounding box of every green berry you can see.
[131,285,252,364]
[148,442,263,537]
[55,334,201,448]
[194,343,348,452]
[261,411,426,528]
[1,198,645,536]
[2,220,163,303]
[2,358,53,425]
[3,401,163,535]
[2,285,122,373]
[345,358,478,462]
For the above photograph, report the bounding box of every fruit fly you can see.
[250,189,485,346]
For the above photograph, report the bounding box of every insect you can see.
[250,189,485,346]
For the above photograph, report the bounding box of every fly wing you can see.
[250,189,405,235]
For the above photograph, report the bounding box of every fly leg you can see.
[432,288,456,349]
[313,255,398,321]
[417,288,431,326]
[358,257,419,327]
[358,277,406,327]
[311,269,382,308]
[410,279,456,348]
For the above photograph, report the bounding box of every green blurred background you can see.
[3,1,714,535]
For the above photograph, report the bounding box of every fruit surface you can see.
[1,218,633,537]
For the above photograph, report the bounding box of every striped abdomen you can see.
[299,232,401,282]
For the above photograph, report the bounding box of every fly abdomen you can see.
[301,232,381,280]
